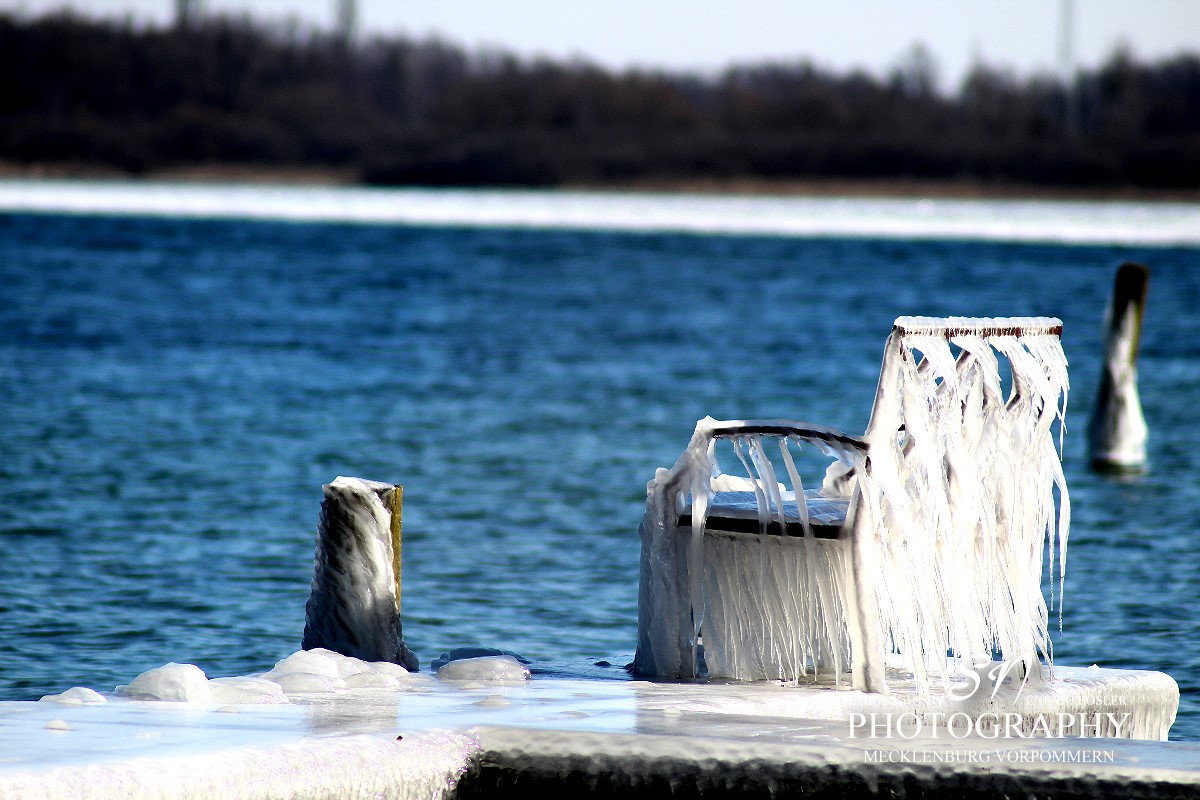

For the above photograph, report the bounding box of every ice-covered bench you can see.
[634,317,1070,695]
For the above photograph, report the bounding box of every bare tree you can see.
[889,42,940,98]
[1059,0,1079,135]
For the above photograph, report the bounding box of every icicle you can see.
[779,439,812,538]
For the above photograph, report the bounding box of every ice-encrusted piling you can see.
[1089,262,1149,472]
[302,477,418,670]
[635,317,1070,695]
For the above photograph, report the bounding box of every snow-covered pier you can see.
[0,656,1189,800]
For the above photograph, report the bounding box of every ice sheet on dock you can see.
[1,663,1184,799]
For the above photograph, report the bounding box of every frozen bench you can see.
[634,316,1070,695]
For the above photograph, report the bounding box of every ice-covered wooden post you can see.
[634,317,1070,695]
[302,476,418,670]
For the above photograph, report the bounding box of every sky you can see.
[2,1,1199,92]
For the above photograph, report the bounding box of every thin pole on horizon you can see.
[1058,0,1078,137]
[174,0,203,29]
[335,0,357,43]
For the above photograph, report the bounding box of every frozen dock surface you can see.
[2,666,1194,799]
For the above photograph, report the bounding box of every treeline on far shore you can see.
[2,11,1199,190]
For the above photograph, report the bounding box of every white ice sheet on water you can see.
[0,180,1197,246]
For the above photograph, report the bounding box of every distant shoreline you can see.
[5,15,1197,202]
[3,162,1199,203]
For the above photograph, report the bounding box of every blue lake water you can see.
[1,195,1199,736]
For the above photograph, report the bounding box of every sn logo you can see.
[947,652,1037,702]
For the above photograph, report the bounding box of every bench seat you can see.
[679,491,848,539]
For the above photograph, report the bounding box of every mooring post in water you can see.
[1088,262,1149,472]
[302,476,419,670]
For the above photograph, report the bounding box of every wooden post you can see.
[389,484,403,616]
[302,477,418,670]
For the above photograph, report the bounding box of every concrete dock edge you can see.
[455,726,1200,800]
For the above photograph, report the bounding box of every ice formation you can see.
[1088,262,1149,471]
[37,687,106,706]
[302,477,418,670]
[37,647,533,713]
[1,717,478,800]
[122,663,213,703]
[9,666,1181,800]
[88,648,435,706]
[42,651,1176,743]
[431,648,532,671]
[436,656,531,685]
[635,317,1071,695]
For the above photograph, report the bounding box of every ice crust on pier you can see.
[15,638,1180,797]
[636,317,1071,693]
[78,648,530,709]
[28,658,1179,741]
[122,663,212,703]
[91,648,432,706]
[0,721,478,800]
[37,687,106,706]
[437,656,532,684]
[8,665,1179,800]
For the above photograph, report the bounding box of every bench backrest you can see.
[849,316,1069,692]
